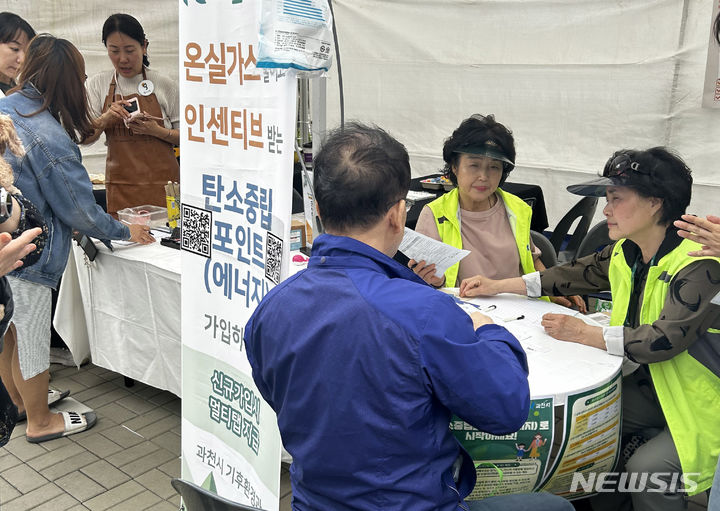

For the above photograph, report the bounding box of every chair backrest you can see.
[530,230,557,268]
[576,220,613,259]
[292,188,304,214]
[171,478,264,511]
[549,197,598,259]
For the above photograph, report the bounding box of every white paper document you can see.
[448,292,582,326]
[406,190,436,202]
[399,228,469,277]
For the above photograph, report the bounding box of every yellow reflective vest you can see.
[427,188,538,288]
[608,238,720,495]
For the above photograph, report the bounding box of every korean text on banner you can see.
[179,0,297,509]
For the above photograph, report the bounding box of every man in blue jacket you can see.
[244,123,572,511]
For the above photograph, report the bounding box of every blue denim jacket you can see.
[0,85,129,288]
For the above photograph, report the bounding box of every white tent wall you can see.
[2,0,179,174]
[5,1,719,229]
[325,0,720,228]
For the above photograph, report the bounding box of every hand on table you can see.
[0,227,40,276]
[470,311,494,329]
[674,214,720,257]
[459,275,500,298]
[549,295,588,314]
[408,259,445,288]
[541,313,605,350]
[127,224,155,245]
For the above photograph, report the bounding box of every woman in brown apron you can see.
[83,13,179,217]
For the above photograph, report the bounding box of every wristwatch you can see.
[0,187,12,224]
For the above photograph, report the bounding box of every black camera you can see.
[0,187,12,224]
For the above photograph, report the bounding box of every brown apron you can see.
[102,69,180,217]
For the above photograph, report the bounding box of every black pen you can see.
[503,314,525,322]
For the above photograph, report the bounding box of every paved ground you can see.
[0,361,709,510]
[0,361,292,511]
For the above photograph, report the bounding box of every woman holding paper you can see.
[83,13,179,216]
[412,114,584,310]
[459,147,720,510]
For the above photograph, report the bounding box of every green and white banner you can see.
[453,397,555,499]
[179,0,297,508]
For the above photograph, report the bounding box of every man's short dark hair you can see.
[313,122,411,232]
[606,147,692,225]
[442,114,516,186]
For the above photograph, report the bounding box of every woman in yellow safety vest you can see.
[411,114,584,310]
[459,147,720,511]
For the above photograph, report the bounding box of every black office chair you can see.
[530,230,558,268]
[171,478,264,511]
[575,220,613,259]
[549,197,598,263]
[292,188,304,214]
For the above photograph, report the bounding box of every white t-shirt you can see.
[86,68,179,130]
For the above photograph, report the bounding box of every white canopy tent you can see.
[5,0,720,227]
[324,0,720,226]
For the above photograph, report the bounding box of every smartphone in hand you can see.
[123,97,139,114]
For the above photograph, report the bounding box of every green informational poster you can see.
[452,397,554,499]
[538,370,622,499]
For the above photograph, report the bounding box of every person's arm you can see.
[242,310,275,409]
[419,295,530,434]
[81,73,124,146]
[408,205,446,287]
[33,143,151,244]
[536,244,614,296]
[127,71,180,146]
[620,260,720,363]
[127,117,179,145]
[458,273,527,297]
[674,214,720,257]
[539,314,606,350]
[540,260,720,361]
[0,228,40,276]
[533,256,587,313]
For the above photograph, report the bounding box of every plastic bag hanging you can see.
[257,0,334,74]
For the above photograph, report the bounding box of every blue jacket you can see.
[0,86,129,288]
[244,234,530,510]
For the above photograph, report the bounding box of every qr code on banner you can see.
[181,204,212,257]
[265,231,282,284]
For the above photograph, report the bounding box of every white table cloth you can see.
[54,240,182,396]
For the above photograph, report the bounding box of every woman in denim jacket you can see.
[0,34,153,443]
